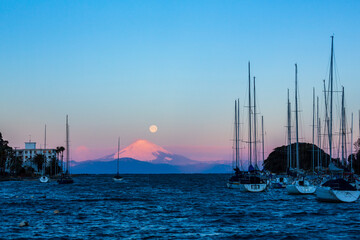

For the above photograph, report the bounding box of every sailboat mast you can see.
[341,86,345,166]
[312,88,315,172]
[262,115,264,165]
[344,105,347,163]
[351,112,353,170]
[318,118,322,169]
[329,36,334,163]
[287,89,292,169]
[117,137,120,175]
[323,79,329,167]
[44,124,47,150]
[253,76,257,167]
[66,115,69,175]
[248,62,252,166]
[295,63,299,170]
[317,96,320,170]
[43,124,47,175]
[235,100,238,168]
[237,99,240,169]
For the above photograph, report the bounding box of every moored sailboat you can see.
[272,89,293,189]
[238,62,268,192]
[315,37,360,202]
[286,64,316,195]
[39,125,49,183]
[113,137,123,182]
[227,99,245,189]
[58,115,74,184]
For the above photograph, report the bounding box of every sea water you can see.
[1,174,359,239]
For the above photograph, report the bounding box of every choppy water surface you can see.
[1,174,360,239]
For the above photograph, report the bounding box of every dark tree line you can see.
[0,133,13,175]
[263,139,360,174]
[0,132,65,177]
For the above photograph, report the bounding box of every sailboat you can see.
[316,37,360,202]
[113,137,123,182]
[286,64,316,195]
[237,62,268,192]
[40,125,49,183]
[227,99,245,189]
[272,89,292,189]
[58,115,74,184]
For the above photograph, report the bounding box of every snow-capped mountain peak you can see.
[113,139,172,162]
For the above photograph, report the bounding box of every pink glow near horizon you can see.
[69,139,278,163]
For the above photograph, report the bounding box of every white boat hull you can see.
[113,177,123,182]
[316,187,360,203]
[286,184,316,195]
[228,182,267,192]
[39,176,49,183]
[239,183,267,192]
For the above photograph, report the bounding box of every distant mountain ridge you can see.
[71,139,231,174]
[113,139,171,162]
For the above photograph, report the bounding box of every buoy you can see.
[19,221,29,227]
[53,210,60,214]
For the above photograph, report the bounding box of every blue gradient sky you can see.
[1,1,360,162]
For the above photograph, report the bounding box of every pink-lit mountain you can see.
[113,139,172,162]
[71,139,231,173]
[101,139,198,166]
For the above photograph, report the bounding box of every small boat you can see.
[316,178,360,202]
[113,175,123,182]
[39,125,50,183]
[315,37,360,203]
[57,174,74,184]
[239,169,268,192]
[113,137,123,182]
[39,175,49,183]
[227,63,269,192]
[286,178,316,194]
[227,99,242,189]
[227,168,246,189]
[57,115,74,184]
[271,176,289,189]
[286,64,316,195]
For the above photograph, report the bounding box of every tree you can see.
[263,142,331,173]
[47,156,62,176]
[56,146,65,174]
[0,132,12,176]
[349,138,360,174]
[7,153,23,176]
[32,154,45,173]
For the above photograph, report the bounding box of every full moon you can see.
[149,125,158,133]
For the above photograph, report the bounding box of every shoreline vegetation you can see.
[264,141,360,174]
[0,132,65,180]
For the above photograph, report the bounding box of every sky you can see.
[1,1,360,163]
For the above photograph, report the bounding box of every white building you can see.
[14,141,57,171]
